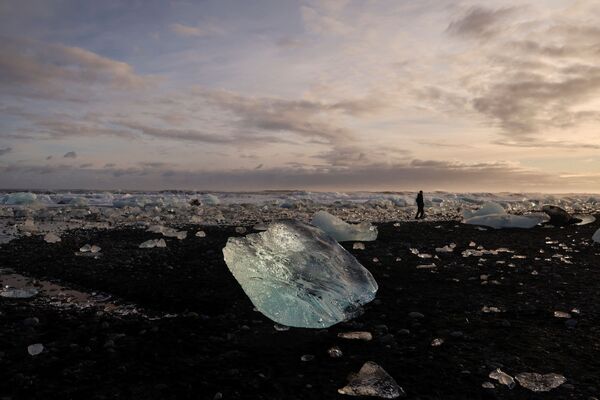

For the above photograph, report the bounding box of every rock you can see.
[311,211,378,242]
[515,372,567,392]
[222,221,378,328]
[338,361,405,398]
[542,205,580,226]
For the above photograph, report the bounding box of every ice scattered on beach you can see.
[338,331,373,341]
[222,220,378,328]
[43,232,61,243]
[338,361,404,398]
[515,372,566,392]
[0,287,39,298]
[489,369,515,389]
[463,201,544,229]
[139,239,167,248]
[27,343,44,356]
[311,211,378,242]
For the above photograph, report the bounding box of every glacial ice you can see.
[2,192,38,205]
[593,228,600,243]
[27,343,44,356]
[43,232,61,243]
[311,211,378,242]
[338,361,404,398]
[222,220,378,328]
[515,372,566,392]
[489,369,515,389]
[139,239,167,248]
[463,202,544,229]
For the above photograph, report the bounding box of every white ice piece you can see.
[338,361,404,398]
[311,211,378,242]
[222,220,378,328]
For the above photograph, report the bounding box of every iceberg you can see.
[463,202,544,229]
[593,228,600,243]
[2,192,38,205]
[311,211,378,242]
[222,220,378,328]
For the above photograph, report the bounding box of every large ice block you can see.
[222,220,378,328]
[311,211,378,242]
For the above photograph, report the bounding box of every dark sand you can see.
[1,220,599,399]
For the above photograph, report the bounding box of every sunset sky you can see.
[1,0,600,192]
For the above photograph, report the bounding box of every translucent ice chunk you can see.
[311,211,378,242]
[515,372,566,392]
[0,287,38,298]
[2,192,38,205]
[338,331,373,341]
[222,220,378,328]
[464,214,543,229]
[462,202,505,219]
[338,361,404,398]
[593,228,600,243]
[195,230,207,238]
[139,239,167,248]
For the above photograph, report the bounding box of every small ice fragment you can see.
[431,338,444,347]
[553,311,571,319]
[301,354,315,362]
[593,228,600,243]
[175,231,187,240]
[353,242,366,250]
[435,245,454,253]
[469,241,476,247]
[416,264,436,269]
[196,230,206,238]
[79,244,92,252]
[481,382,495,389]
[43,232,61,243]
[28,343,44,356]
[235,226,247,234]
[311,211,378,242]
[139,239,167,249]
[253,222,268,231]
[271,323,289,332]
[338,331,373,341]
[0,287,38,299]
[417,253,432,259]
[482,306,502,313]
[90,245,101,253]
[338,361,404,398]
[328,346,343,358]
[489,369,515,389]
[515,372,566,392]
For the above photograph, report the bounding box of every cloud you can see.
[447,6,518,39]
[0,147,12,156]
[0,36,156,101]
[0,158,576,192]
[197,89,384,144]
[170,22,224,37]
[63,151,77,158]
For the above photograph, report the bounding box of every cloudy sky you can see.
[1,0,600,192]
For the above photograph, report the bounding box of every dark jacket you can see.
[416,193,424,206]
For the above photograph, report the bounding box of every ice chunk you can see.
[201,194,220,205]
[593,228,600,243]
[489,369,515,389]
[338,361,404,398]
[328,346,343,358]
[27,343,44,356]
[222,220,378,328]
[515,372,566,392]
[464,214,543,229]
[462,202,505,219]
[2,192,38,205]
[353,242,366,250]
[195,230,206,238]
[311,211,378,242]
[43,232,61,243]
[338,331,373,341]
[0,287,38,298]
[139,239,167,248]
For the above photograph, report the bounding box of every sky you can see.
[1,0,600,192]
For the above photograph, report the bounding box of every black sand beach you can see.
[1,220,599,399]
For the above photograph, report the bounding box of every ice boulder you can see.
[593,228,600,243]
[311,211,378,242]
[201,194,220,205]
[2,192,38,205]
[222,221,378,328]
[463,201,544,229]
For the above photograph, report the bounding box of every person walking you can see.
[415,190,425,219]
